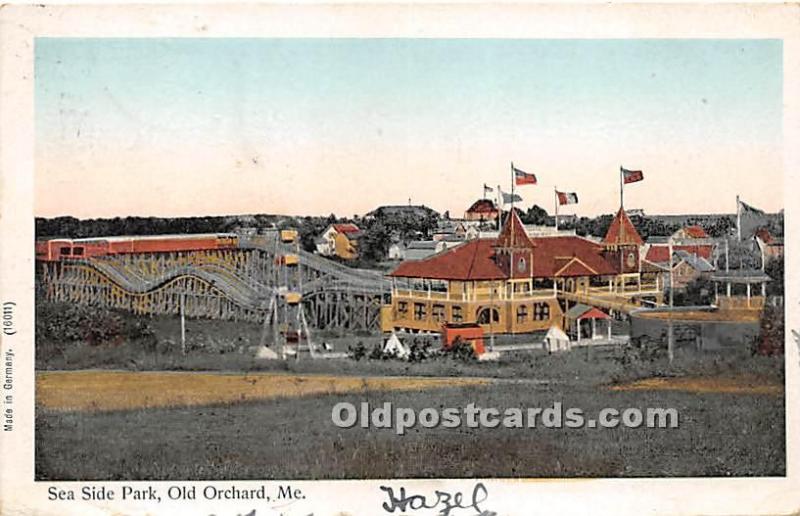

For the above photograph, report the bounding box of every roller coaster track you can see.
[54,236,391,306]
[39,232,395,331]
[81,259,271,308]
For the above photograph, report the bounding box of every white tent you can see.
[383,332,411,359]
[543,326,571,353]
[255,346,280,360]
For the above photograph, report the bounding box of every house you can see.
[644,243,714,264]
[464,199,500,222]
[465,226,500,240]
[404,239,461,261]
[670,250,715,289]
[644,224,716,267]
[315,223,361,260]
[388,242,407,261]
[382,208,652,334]
[754,228,784,262]
[672,225,709,240]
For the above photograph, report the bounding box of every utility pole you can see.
[180,291,186,355]
[667,236,674,364]
[489,280,495,352]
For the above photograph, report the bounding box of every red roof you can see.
[389,234,616,280]
[466,199,499,214]
[603,208,643,246]
[577,307,612,320]
[390,239,505,280]
[496,209,534,249]
[645,244,713,263]
[332,223,360,234]
[755,227,774,244]
[682,225,708,238]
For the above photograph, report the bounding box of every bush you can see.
[348,341,368,361]
[757,304,784,356]
[36,301,154,347]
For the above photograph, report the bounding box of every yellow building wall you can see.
[384,291,563,335]
[333,233,358,260]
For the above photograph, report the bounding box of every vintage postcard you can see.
[1,3,799,515]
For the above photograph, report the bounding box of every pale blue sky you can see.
[35,38,783,218]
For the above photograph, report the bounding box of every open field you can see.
[35,305,786,480]
[36,355,785,480]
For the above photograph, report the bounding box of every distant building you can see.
[554,214,578,225]
[464,199,500,222]
[626,209,646,218]
[465,226,499,240]
[388,242,407,261]
[644,225,716,268]
[315,223,361,260]
[644,243,714,264]
[754,228,784,262]
[404,239,461,261]
[672,225,709,240]
[670,250,715,289]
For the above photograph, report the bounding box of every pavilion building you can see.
[381,208,657,334]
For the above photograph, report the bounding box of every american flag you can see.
[514,166,537,186]
[621,167,644,184]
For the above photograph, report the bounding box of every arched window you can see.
[477,307,500,324]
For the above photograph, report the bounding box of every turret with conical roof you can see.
[493,209,535,278]
[603,207,643,273]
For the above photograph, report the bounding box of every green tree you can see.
[764,255,784,296]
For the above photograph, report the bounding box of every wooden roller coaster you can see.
[37,231,392,336]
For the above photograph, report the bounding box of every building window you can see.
[516,305,528,323]
[477,307,500,324]
[452,305,463,322]
[432,304,445,322]
[72,247,84,256]
[533,302,550,321]
[414,303,427,321]
[397,301,408,318]
[60,247,71,255]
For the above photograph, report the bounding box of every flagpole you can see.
[496,184,502,232]
[619,166,624,209]
[510,162,515,247]
[736,194,741,242]
[554,186,559,231]
[510,162,515,213]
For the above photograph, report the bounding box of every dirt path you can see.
[608,375,782,396]
[36,370,493,412]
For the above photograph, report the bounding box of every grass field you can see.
[35,350,785,480]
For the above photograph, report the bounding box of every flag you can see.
[621,166,644,184]
[738,198,768,240]
[739,199,765,216]
[557,191,579,205]
[483,184,494,195]
[500,189,522,204]
[513,166,537,185]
